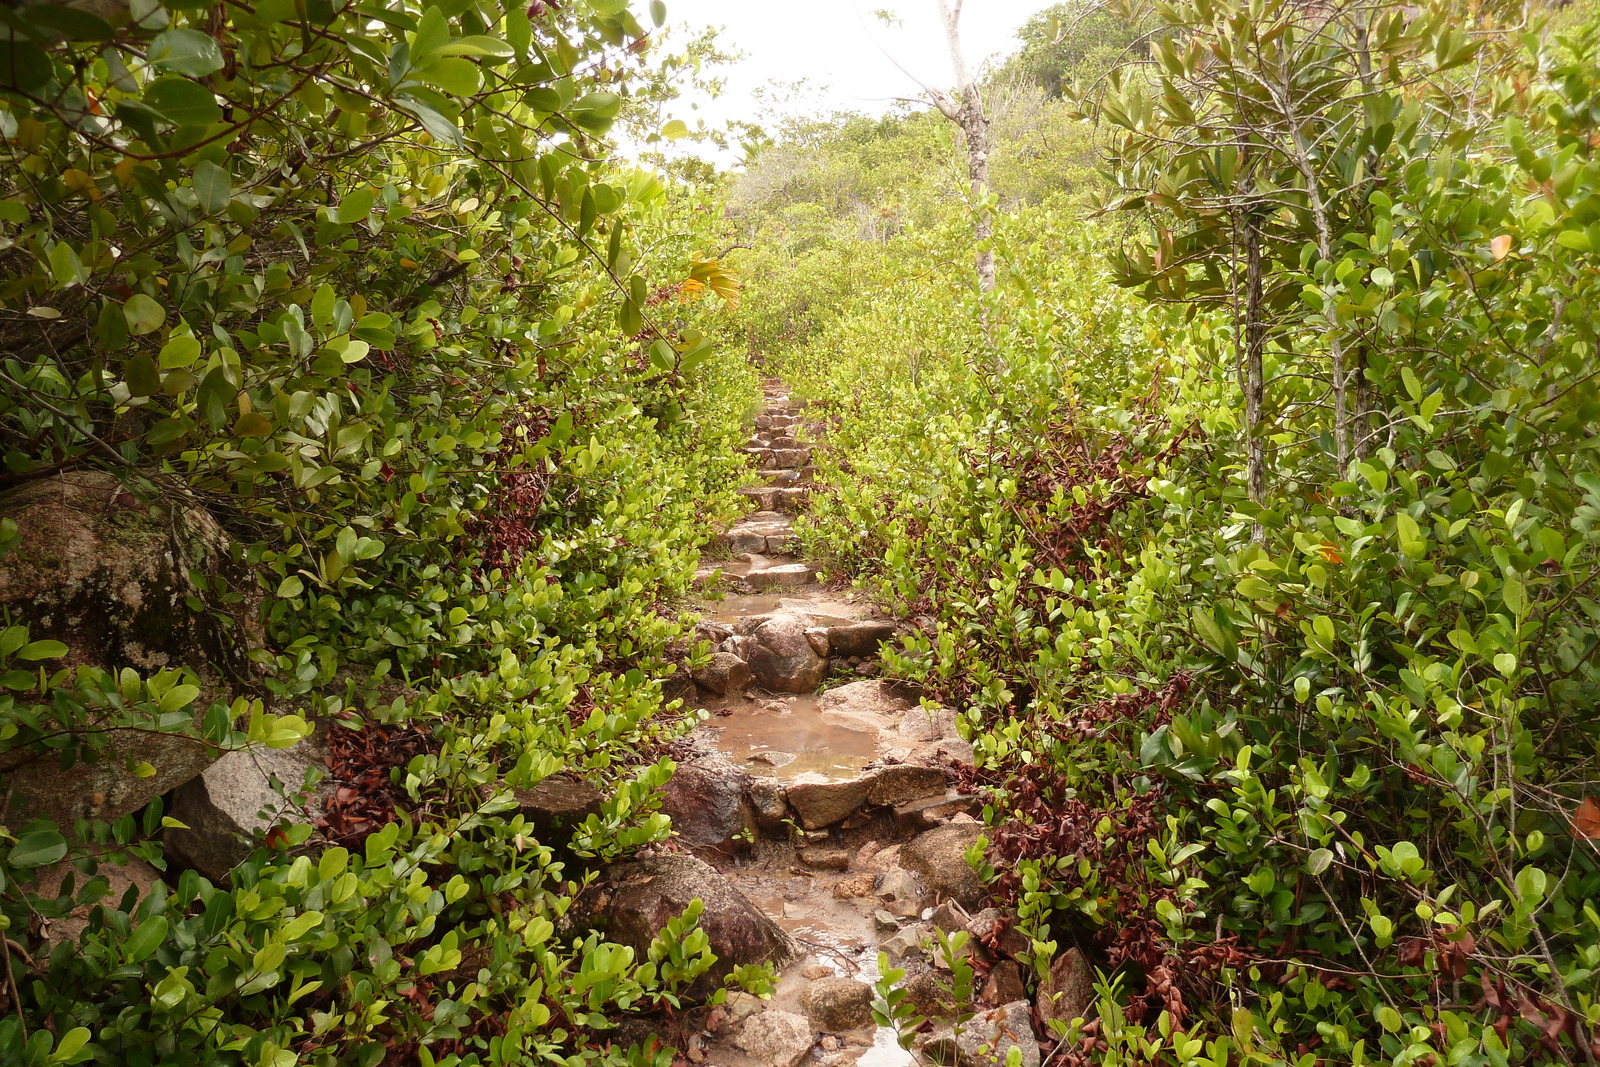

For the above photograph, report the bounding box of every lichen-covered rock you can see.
[916,1000,1040,1067]
[0,472,258,831]
[0,471,256,682]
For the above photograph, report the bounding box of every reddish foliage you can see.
[460,406,553,573]
[316,720,437,847]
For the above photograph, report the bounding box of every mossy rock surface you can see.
[0,471,259,828]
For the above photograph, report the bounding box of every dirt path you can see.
[634,381,1069,1067]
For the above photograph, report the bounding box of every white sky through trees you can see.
[653,0,1050,144]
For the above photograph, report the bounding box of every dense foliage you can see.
[0,0,760,1064]
[750,0,1600,1063]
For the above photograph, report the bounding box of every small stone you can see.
[745,777,789,834]
[904,969,952,1017]
[930,900,970,933]
[832,872,875,899]
[967,908,1031,960]
[880,923,930,962]
[873,866,926,917]
[693,651,752,696]
[894,793,981,834]
[800,976,875,1031]
[874,909,901,932]
[801,963,835,980]
[798,846,851,871]
[982,960,1028,1007]
[820,1035,840,1052]
[735,1010,815,1067]
[1036,946,1095,1030]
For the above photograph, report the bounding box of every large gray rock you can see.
[657,750,755,852]
[825,620,899,658]
[580,853,798,999]
[916,1000,1040,1067]
[900,823,987,908]
[801,976,875,1030]
[164,735,331,883]
[743,613,827,693]
[0,471,259,831]
[735,1010,814,1067]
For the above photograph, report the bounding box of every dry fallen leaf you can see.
[1572,796,1600,839]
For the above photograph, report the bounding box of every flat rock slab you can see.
[787,773,874,830]
[818,680,917,740]
[515,775,605,844]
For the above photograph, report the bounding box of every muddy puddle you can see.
[699,592,864,628]
[701,694,877,780]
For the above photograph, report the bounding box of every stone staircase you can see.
[698,382,824,594]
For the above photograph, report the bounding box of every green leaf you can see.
[147,28,224,76]
[332,187,376,224]
[49,1026,92,1063]
[159,333,202,369]
[123,294,166,336]
[396,95,463,146]
[416,56,481,96]
[276,575,304,598]
[8,829,68,868]
[17,639,68,660]
[143,77,223,127]
[662,119,689,141]
[123,916,169,962]
[125,352,161,397]
[434,35,514,58]
[1501,576,1527,615]
[192,160,231,214]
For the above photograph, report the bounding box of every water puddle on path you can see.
[699,592,862,629]
[701,695,878,780]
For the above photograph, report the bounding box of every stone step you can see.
[743,561,816,593]
[722,513,797,555]
[762,469,804,486]
[772,487,811,513]
[763,448,811,471]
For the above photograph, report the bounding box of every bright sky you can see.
[656,0,1051,136]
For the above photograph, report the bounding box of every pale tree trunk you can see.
[933,0,994,292]
[1244,214,1267,509]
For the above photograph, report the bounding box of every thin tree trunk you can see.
[1244,214,1267,509]
[937,0,994,293]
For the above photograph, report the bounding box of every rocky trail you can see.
[587,382,1093,1067]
